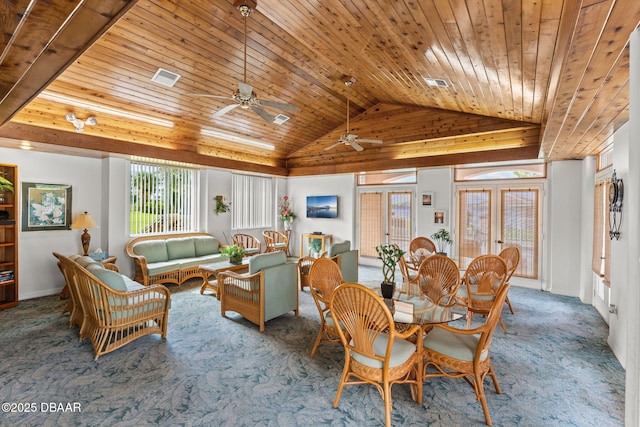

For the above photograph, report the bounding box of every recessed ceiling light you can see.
[424,78,449,88]
[200,129,275,150]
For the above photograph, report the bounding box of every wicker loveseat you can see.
[55,253,170,360]
[126,233,226,286]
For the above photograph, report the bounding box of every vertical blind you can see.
[231,174,273,229]
[359,192,383,257]
[130,161,197,235]
[458,189,491,269]
[388,191,412,254]
[501,189,538,279]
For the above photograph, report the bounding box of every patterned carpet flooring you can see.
[0,266,624,426]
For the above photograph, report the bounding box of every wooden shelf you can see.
[0,163,17,310]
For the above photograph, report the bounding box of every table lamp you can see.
[71,211,97,256]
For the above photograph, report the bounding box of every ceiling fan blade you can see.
[354,138,384,144]
[250,105,276,122]
[349,141,364,151]
[213,103,240,117]
[238,82,253,97]
[325,141,344,151]
[258,99,298,112]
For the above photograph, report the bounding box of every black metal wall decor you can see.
[609,169,623,240]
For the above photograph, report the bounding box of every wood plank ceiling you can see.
[0,0,638,176]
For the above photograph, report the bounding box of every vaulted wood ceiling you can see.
[0,0,638,176]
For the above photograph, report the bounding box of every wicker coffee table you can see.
[199,258,250,297]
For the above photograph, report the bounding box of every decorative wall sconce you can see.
[65,112,97,132]
[608,169,623,240]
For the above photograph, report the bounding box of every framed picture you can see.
[422,192,434,206]
[434,210,447,225]
[21,182,72,231]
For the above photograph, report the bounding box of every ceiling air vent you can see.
[273,114,290,124]
[151,68,181,87]
[425,78,449,88]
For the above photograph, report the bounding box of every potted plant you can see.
[0,176,13,204]
[214,196,231,215]
[309,238,322,257]
[431,228,453,255]
[375,244,405,298]
[220,244,246,264]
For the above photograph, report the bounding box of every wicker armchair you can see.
[57,254,170,360]
[409,237,437,267]
[232,233,262,256]
[217,251,298,331]
[398,256,420,287]
[308,257,344,357]
[417,254,461,307]
[423,282,510,425]
[330,283,423,427]
[297,256,316,291]
[262,230,289,253]
[457,254,508,332]
[498,246,520,314]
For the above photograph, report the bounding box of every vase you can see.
[284,220,292,231]
[229,255,242,264]
[381,282,395,299]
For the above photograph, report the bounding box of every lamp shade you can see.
[71,212,97,230]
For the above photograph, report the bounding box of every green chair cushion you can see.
[351,332,416,368]
[76,256,100,268]
[133,240,169,263]
[423,327,487,362]
[328,240,350,257]
[249,251,286,274]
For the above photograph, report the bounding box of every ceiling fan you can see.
[190,2,297,123]
[325,97,383,152]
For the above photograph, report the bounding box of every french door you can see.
[359,189,413,259]
[456,184,542,279]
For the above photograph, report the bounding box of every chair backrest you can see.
[330,283,396,365]
[476,282,511,356]
[498,246,520,281]
[262,230,289,252]
[233,233,261,253]
[464,254,508,296]
[417,254,461,307]
[398,256,415,282]
[309,257,344,305]
[409,237,437,263]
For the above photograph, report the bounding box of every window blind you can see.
[231,174,273,229]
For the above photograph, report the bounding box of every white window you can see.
[231,174,273,229]
[130,161,198,235]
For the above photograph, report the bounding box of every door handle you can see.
[496,240,504,244]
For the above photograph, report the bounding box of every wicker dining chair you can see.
[417,254,461,307]
[262,230,289,254]
[457,254,508,332]
[423,282,510,426]
[308,257,344,357]
[232,233,262,256]
[330,283,423,427]
[409,237,437,268]
[398,256,421,287]
[498,246,520,314]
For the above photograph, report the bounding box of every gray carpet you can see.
[0,266,624,426]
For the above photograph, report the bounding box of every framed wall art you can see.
[433,210,447,225]
[21,182,72,231]
[422,192,434,206]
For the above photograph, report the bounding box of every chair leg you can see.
[310,324,325,357]
[505,295,515,314]
[333,357,350,409]
[383,382,393,427]
[474,371,493,426]
[499,316,507,334]
[488,364,502,395]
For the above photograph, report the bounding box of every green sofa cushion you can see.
[328,240,350,257]
[249,251,286,274]
[91,268,128,292]
[167,237,196,260]
[193,236,219,256]
[133,240,169,263]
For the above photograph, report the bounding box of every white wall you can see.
[416,167,453,246]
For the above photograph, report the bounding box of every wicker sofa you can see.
[126,233,226,286]
[55,253,170,360]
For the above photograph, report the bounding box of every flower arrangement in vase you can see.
[279,195,296,230]
[214,196,231,215]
